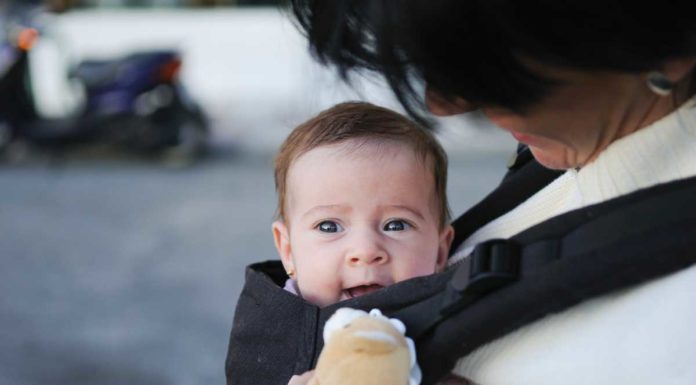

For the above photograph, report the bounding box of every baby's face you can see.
[273,139,453,307]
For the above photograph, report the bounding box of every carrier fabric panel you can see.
[225,261,319,385]
[225,260,452,384]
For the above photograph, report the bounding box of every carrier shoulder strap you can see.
[394,175,696,384]
[449,146,563,252]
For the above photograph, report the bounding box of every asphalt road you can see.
[0,147,510,385]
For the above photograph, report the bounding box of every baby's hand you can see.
[287,370,315,385]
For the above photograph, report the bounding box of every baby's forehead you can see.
[287,142,434,190]
[293,139,430,167]
[284,140,439,214]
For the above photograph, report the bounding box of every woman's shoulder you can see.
[454,263,696,385]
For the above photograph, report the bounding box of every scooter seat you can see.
[71,51,179,89]
[71,60,122,88]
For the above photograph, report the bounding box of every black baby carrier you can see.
[225,147,696,385]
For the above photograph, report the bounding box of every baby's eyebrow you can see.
[385,205,425,221]
[301,204,348,220]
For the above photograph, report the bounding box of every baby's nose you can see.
[347,251,388,266]
[346,236,388,266]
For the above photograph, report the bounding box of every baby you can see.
[272,101,454,307]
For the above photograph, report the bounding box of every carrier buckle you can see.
[455,239,520,293]
[441,239,520,316]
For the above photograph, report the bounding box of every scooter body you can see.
[0,19,208,161]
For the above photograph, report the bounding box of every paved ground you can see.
[0,145,511,385]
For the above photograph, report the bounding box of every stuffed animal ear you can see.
[369,309,407,335]
[388,318,406,335]
[323,308,368,343]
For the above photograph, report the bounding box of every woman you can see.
[281,1,696,384]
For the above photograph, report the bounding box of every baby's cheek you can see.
[299,279,343,307]
[395,252,440,279]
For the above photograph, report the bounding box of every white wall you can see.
[31,8,513,153]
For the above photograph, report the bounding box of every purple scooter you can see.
[0,16,209,163]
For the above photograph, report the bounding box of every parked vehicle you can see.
[0,8,209,163]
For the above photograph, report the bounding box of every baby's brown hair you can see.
[274,102,450,228]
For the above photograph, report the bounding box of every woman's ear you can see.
[436,225,455,271]
[272,220,294,273]
[662,57,696,83]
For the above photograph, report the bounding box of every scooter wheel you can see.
[0,121,12,148]
[0,121,15,159]
[159,113,208,167]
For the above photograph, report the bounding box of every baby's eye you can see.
[316,221,343,233]
[383,220,411,232]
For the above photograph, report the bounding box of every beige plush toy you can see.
[308,308,421,385]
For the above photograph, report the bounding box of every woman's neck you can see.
[582,82,694,168]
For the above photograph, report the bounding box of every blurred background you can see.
[0,1,516,384]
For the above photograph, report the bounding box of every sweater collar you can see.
[576,96,696,206]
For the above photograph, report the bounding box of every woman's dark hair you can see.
[290,0,696,122]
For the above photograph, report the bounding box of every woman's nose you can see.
[425,86,477,116]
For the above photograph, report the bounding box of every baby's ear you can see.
[436,225,454,271]
[272,220,294,272]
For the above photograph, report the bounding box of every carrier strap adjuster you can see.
[440,239,520,317]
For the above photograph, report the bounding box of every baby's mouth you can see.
[345,284,384,299]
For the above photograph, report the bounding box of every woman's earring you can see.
[286,268,295,278]
[647,71,674,96]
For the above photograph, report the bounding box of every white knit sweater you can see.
[449,97,696,385]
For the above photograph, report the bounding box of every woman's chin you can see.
[528,146,578,170]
